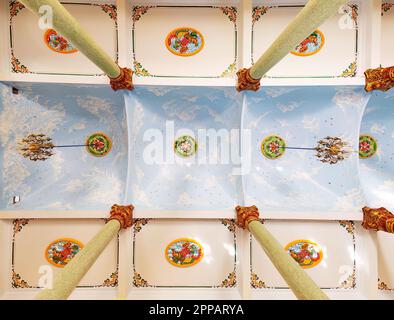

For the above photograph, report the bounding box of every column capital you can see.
[236,205,260,230]
[362,206,394,233]
[107,204,134,229]
[364,66,394,92]
[109,67,134,91]
[236,68,261,92]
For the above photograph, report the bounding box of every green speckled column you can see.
[19,0,120,78]
[248,220,329,300]
[250,0,348,79]
[35,220,120,300]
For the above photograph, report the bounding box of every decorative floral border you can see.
[9,0,24,19]
[9,1,119,76]
[252,6,272,26]
[11,219,119,289]
[378,278,394,291]
[11,219,37,289]
[377,217,394,291]
[131,6,237,78]
[251,4,358,78]
[382,3,394,15]
[251,220,356,290]
[132,219,237,288]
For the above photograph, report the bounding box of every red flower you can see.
[268,141,279,153]
[180,37,189,46]
[92,138,105,151]
[167,34,176,46]
[179,243,191,258]
[359,141,370,152]
[60,242,73,260]
[311,252,320,261]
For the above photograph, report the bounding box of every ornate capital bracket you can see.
[235,205,260,230]
[362,206,394,233]
[109,67,134,91]
[107,204,134,229]
[236,68,261,92]
[364,66,394,92]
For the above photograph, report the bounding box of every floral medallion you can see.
[285,240,323,269]
[86,132,112,157]
[45,238,84,268]
[165,27,204,57]
[165,238,204,268]
[261,135,286,159]
[359,135,377,159]
[291,30,325,57]
[44,29,78,54]
[174,135,197,157]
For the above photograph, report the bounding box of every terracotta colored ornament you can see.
[261,135,286,159]
[109,67,134,91]
[364,66,394,92]
[359,135,377,159]
[44,29,78,54]
[165,27,204,57]
[45,238,84,268]
[236,68,261,92]
[165,238,204,268]
[291,30,325,57]
[107,204,134,230]
[285,240,323,269]
[86,132,112,157]
[235,205,260,230]
[174,135,197,157]
[362,207,394,233]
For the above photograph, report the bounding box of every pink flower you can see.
[359,141,370,152]
[268,141,279,153]
[92,138,105,151]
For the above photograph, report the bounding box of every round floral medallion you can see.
[285,240,323,269]
[165,27,204,57]
[261,135,286,159]
[359,135,377,159]
[44,29,78,54]
[174,135,197,157]
[165,238,204,268]
[86,132,112,157]
[45,238,84,268]
[291,30,325,57]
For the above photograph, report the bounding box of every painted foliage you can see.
[44,29,78,54]
[285,239,323,269]
[165,27,204,57]
[45,238,84,268]
[165,238,204,268]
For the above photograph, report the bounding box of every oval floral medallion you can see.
[165,238,204,268]
[291,30,325,57]
[165,27,204,57]
[359,135,377,159]
[174,135,197,157]
[86,132,112,157]
[285,240,323,269]
[45,238,84,268]
[44,29,78,54]
[261,135,286,159]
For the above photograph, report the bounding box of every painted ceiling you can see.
[0,82,392,216]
